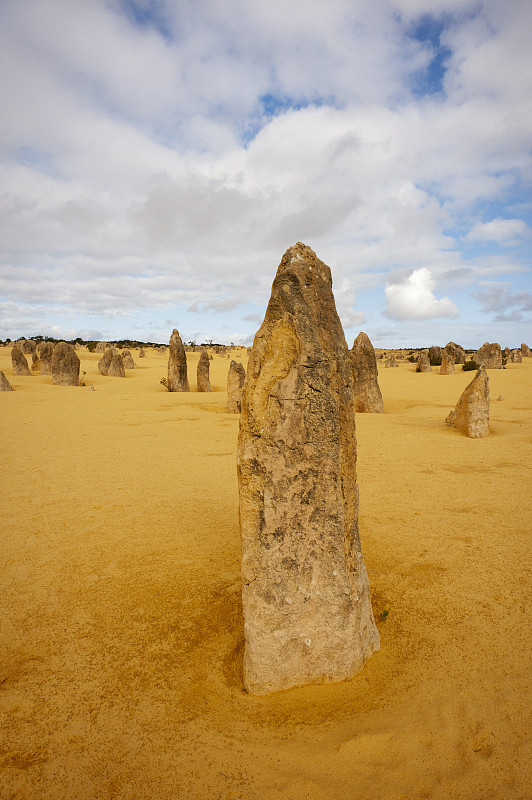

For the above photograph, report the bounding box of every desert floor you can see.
[1,346,531,800]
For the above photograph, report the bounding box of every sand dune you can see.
[1,346,531,799]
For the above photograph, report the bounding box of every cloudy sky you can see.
[1,0,531,347]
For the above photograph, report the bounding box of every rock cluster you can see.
[11,346,32,376]
[238,242,380,695]
[385,354,398,368]
[168,330,189,392]
[0,370,13,391]
[416,351,432,373]
[439,352,455,375]
[227,360,246,412]
[475,342,502,369]
[350,332,383,413]
[448,365,490,438]
[52,342,80,386]
[196,349,211,392]
[444,341,466,364]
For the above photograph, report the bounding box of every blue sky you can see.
[0,0,531,348]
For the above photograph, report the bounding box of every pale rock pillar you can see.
[238,242,380,695]
[350,332,383,413]
[167,329,189,392]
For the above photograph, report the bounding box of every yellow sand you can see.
[1,346,531,800]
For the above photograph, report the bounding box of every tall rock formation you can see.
[350,332,383,413]
[238,242,380,696]
[475,342,502,369]
[11,346,31,376]
[196,349,211,392]
[416,350,432,372]
[508,349,522,363]
[449,365,490,438]
[521,343,531,357]
[121,350,135,369]
[227,360,246,413]
[36,341,53,375]
[98,348,114,376]
[167,329,189,392]
[52,342,80,386]
[444,341,466,364]
[0,370,13,391]
[439,352,455,375]
[108,352,126,377]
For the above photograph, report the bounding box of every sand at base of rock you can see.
[1,346,531,800]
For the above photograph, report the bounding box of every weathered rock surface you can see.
[121,350,135,369]
[444,341,466,364]
[52,342,80,386]
[36,341,53,374]
[227,360,246,413]
[439,352,455,375]
[521,343,531,357]
[167,329,189,392]
[98,348,114,376]
[508,349,522,363]
[475,342,502,369]
[416,351,432,372]
[450,365,490,438]
[0,370,13,391]
[428,345,442,363]
[196,349,211,392]
[385,354,398,368]
[19,339,36,354]
[108,352,125,378]
[139,348,146,358]
[95,342,107,353]
[350,332,383,413]
[238,242,380,696]
[11,346,32,376]
[31,352,40,372]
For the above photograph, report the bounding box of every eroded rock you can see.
[238,242,380,695]
[521,343,531,357]
[167,329,189,392]
[196,349,211,392]
[350,332,383,412]
[36,341,53,375]
[0,370,13,391]
[11,346,31,376]
[98,348,114,376]
[385,354,398,368]
[416,351,432,373]
[475,342,502,369]
[449,365,490,438]
[444,341,466,364]
[121,350,135,369]
[439,352,455,375]
[227,360,245,413]
[52,342,80,386]
[108,352,125,377]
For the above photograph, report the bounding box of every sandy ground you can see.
[1,345,531,800]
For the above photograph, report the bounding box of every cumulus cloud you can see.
[384,268,459,320]
[472,282,532,322]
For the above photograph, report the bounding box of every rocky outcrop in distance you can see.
[52,342,80,386]
[439,352,455,375]
[475,342,502,369]
[444,341,466,364]
[11,346,31,376]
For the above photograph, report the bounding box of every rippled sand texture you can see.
[1,346,531,799]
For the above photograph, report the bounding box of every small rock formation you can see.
[385,354,398,368]
[157,345,167,355]
[0,370,13,391]
[108,352,126,377]
[95,342,107,353]
[521,343,531,357]
[227,360,246,412]
[121,349,135,369]
[139,348,146,358]
[508,349,522,363]
[497,395,504,401]
[11,346,31,376]
[52,342,80,386]
[238,242,380,696]
[36,341,53,374]
[88,384,95,391]
[445,409,455,425]
[439,352,455,375]
[196,349,211,392]
[98,348,114,375]
[350,332,383,413]
[416,351,432,372]
[475,342,502,369]
[167,329,189,392]
[449,365,490,438]
[444,341,466,364]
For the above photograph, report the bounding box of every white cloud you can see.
[466,218,529,245]
[384,268,459,320]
